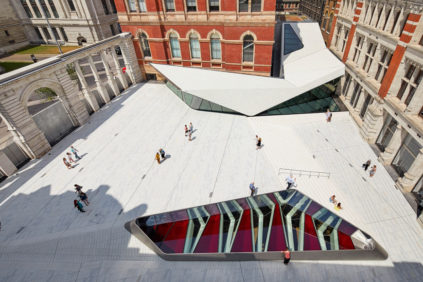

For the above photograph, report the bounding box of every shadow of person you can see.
[190,136,197,141]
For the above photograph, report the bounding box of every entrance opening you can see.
[28,87,75,146]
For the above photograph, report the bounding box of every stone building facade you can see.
[114,0,277,78]
[0,0,30,55]
[325,0,423,193]
[320,0,337,44]
[9,0,120,47]
[299,0,325,24]
[0,32,142,179]
[276,0,301,15]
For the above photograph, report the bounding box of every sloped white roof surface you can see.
[151,22,344,116]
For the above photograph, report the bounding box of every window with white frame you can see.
[127,0,136,12]
[186,0,196,12]
[242,35,254,62]
[189,33,201,59]
[342,73,352,95]
[209,0,219,11]
[374,6,384,28]
[360,92,373,119]
[67,0,76,12]
[362,42,377,73]
[341,28,349,52]
[334,24,341,48]
[138,0,147,12]
[210,33,221,59]
[375,49,392,82]
[21,0,33,18]
[350,83,362,108]
[352,36,364,64]
[169,33,181,58]
[392,133,422,176]
[239,0,261,12]
[327,13,334,33]
[139,32,151,57]
[396,64,423,106]
[165,0,175,12]
[382,8,391,31]
[390,10,401,34]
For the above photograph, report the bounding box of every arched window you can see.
[189,33,201,59]
[327,13,334,32]
[169,33,181,58]
[242,35,254,62]
[210,33,221,60]
[139,33,151,57]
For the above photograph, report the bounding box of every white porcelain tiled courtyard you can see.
[0,82,422,281]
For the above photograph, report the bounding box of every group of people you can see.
[184,122,194,141]
[329,195,342,210]
[155,148,166,164]
[362,160,377,177]
[73,184,90,213]
[63,146,81,169]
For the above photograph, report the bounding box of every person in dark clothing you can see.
[74,184,83,194]
[159,148,166,160]
[74,199,85,213]
[78,191,90,206]
[362,160,371,171]
[283,248,291,265]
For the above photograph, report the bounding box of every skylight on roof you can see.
[283,24,304,55]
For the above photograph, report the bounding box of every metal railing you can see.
[278,168,330,178]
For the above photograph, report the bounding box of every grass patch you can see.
[15,45,80,55]
[0,62,33,73]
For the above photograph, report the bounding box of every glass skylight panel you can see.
[283,24,304,55]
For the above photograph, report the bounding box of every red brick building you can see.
[114,0,276,79]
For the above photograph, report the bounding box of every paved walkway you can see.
[0,82,422,281]
[0,53,55,62]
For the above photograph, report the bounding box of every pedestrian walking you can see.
[285,175,296,189]
[155,152,161,164]
[329,195,337,204]
[66,152,75,163]
[74,199,85,213]
[189,122,193,133]
[70,146,81,160]
[188,131,192,141]
[159,148,166,160]
[78,191,90,206]
[185,125,189,137]
[282,249,291,265]
[326,108,332,122]
[369,165,377,177]
[63,158,72,169]
[249,182,257,196]
[256,137,262,149]
[362,160,371,171]
[74,184,83,193]
[335,202,342,210]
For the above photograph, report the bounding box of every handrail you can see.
[278,168,330,178]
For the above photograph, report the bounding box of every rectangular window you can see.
[352,36,363,63]
[34,27,42,40]
[128,0,136,12]
[110,24,116,35]
[376,115,397,152]
[52,27,60,41]
[390,11,400,34]
[209,0,219,11]
[48,0,59,18]
[190,38,201,58]
[110,0,117,13]
[21,0,33,18]
[341,29,349,52]
[334,25,341,48]
[392,134,422,177]
[42,27,51,40]
[398,67,422,106]
[67,0,76,12]
[211,38,221,59]
[186,0,196,12]
[40,0,51,18]
[60,28,68,42]
[342,73,352,95]
[350,83,362,108]
[4,30,9,36]
[101,0,110,14]
[165,0,175,12]
[419,35,423,46]
[138,0,147,12]
[30,0,42,17]
[239,0,248,12]
[251,0,261,12]
[360,94,373,119]
[362,42,377,73]
[375,49,392,82]
[170,37,181,58]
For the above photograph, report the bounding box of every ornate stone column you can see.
[359,99,384,143]
[397,148,423,192]
[74,61,100,112]
[110,47,129,89]
[378,124,402,164]
[100,50,120,96]
[88,55,110,104]
[0,90,51,158]
[54,68,89,126]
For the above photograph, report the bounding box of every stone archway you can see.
[20,80,76,146]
